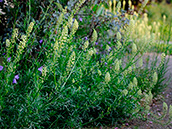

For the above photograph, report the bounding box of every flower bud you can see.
[116,32,121,41]
[153,72,158,85]
[132,43,137,53]
[137,89,142,95]
[163,102,168,113]
[83,41,89,50]
[98,70,102,76]
[128,82,133,90]
[139,57,143,67]
[105,72,111,83]
[122,89,128,96]
[91,29,98,43]
[133,77,138,87]
[128,66,132,73]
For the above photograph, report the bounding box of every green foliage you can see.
[0,0,169,128]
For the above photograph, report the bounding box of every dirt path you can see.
[129,53,172,129]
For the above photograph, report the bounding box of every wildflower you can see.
[133,77,138,86]
[3,53,5,55]
[91,29,98,43]
[38,66,43,73]
[0,66,3,71]
[105,62,107,65]
[13,78,17,84]
[116,32,121,41]
[83,40,89,50]
[95,42,98,45]
[122,89,128,96]
[108,41,111,44]
[101,44,103,47]
[137,89,142,95]
[153,72,158,85]
[79,18,82,21]
[15,75,19,80]
[96,52,98,54]
[39,39,43,43]
[149,121,153,124]
[163,102,168,112]
[85,37,88,40]
[0,0,3,2]
[98,70,102,76]
[109,47,112,51]
[132,43,137,53]
[105,72,111,83]
[7,57,11,62]
[72,19,79,32]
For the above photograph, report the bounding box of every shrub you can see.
[0,0,169,128]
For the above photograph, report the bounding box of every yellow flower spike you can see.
[132,5,134,10]
[72,19,79,32]
[148,91,153,102]
[113,0,116,14]
[137,89,142,95]
[122,89,128,96]
[163,102,168,113]
[163,15,166,23]
[139,57,143,67]
[133,77,138,87]
[68,16,73,28]
[91,29,98,43]
[105,72,111,84]
[72,79,75,83]
[128,0,132,8]
[128,66,132,73]
[83,40,89,50]
[116,1,121,12]
[123,0,126,10]
[26,22,34,35]
[116,32,121,41]
[6,39,10,47]
[42,66,47,77]
[132,43,137,53]
[98,70,102,76]
[128,82,133,90]
[109,0,112,12]
[114,59,120,72]
[153,72,158,85]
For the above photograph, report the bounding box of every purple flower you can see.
[15,75,19,80]
[0,0,3,2]
[38,66,43,72]
[108,41,111,44]
[149,121,153,124]
[79,18,82,22]
[95,42,98,45]
[0,66,3,71]
[7,57,11,62]
[105,62,107,65]
[126,123,129,126]
[109,47,112,51]
[2,53,5,55]
[96,52,98,54]
[39,39,43,44]
[85,37,88,40]
[13,78,17,84]
[101,44,103,47]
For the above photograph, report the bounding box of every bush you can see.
[0,0,169,128]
